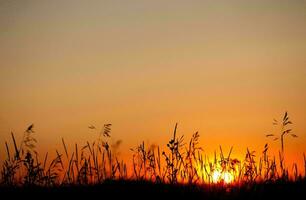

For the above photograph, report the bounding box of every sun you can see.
[212,170,234,184]
[223,171,234,184]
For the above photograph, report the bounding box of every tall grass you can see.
[0,112,304,187]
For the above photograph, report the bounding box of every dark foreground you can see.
[1,180,305,200]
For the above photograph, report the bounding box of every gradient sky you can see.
[0,0,306,167]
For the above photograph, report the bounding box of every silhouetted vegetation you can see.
[0,112,305,199]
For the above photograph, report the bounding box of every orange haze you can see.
[0,0,306,171]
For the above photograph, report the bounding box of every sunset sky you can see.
[0,0,306,167]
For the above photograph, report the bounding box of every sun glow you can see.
[223,172,234,184]
[212,170,234,184]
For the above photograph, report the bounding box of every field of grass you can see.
[0,112,305,199]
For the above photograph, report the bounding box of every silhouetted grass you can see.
[0,112,305,199]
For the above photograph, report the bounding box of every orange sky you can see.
[0,0,306,169]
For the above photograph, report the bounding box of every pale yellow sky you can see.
[0,0,306,166]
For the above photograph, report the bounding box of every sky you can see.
[0,0,306,168]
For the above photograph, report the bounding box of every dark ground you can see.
[0,179,305,200]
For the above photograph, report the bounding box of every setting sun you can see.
[223,172,234,184]
[212,170,234,184]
